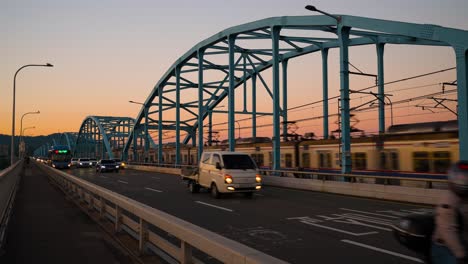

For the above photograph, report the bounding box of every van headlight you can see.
[115,165,119,168]
[256,174,262,183]
[101,166,105,169]
[224,175,233,184]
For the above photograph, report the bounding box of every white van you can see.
[181,151,262,198]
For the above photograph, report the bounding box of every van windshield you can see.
[222,155,256,170]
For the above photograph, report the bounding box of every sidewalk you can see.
[1,163,133,264]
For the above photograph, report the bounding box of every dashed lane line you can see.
[145,187,163,193]
[195,201,234,212]
[118,180,128,184]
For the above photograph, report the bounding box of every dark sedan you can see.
[96,159,119,173]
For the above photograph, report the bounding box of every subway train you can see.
[135,120,458,180]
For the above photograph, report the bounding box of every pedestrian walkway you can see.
[0,163,132,264]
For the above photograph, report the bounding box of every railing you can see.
[258,169,448,189]
[39,163,287,264]
[0,161,22,251]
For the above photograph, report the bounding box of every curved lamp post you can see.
[11,63,53,164]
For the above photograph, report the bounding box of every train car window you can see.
[268,152,272,166]
[183,155,188,164]
[433,151,451,173]
[201,153,211,164]
[319,152,332,168]
[352,152,367,170]
[171,155,176,163]
[413,152,430,172]
[285,154,293,168]
[302,153,310,168]
[379,152,387,170]
[391,152,400,170]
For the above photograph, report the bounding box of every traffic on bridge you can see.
[2,1,468,264]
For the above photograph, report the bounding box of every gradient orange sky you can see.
[1,0,467,140]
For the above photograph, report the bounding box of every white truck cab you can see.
[182,151,262,198]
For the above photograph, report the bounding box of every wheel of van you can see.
[189,181,200,193]
[211,183,220,199]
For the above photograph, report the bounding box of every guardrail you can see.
[258,169,448,189]
[0,161,22,252]
[39,163,288,264]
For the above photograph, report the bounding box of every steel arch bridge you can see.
[74,116,156,160]
[120,14,468,173]
[33,132,78,157]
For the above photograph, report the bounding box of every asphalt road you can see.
[66,167,432,264]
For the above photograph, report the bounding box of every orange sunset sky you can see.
[1,0,467,142]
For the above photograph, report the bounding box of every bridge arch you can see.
[122,14,468,172]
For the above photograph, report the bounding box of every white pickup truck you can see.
[181,151,262,198]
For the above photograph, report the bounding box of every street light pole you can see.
[235,120,241,139]
[11,63,53,165]
[20,110,40,146]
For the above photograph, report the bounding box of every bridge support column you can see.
[272,26,281,171]
[133,127,137,162]
[175,66,181,165]
[282,59,289,141]
[456,47,468,160]
[228,34,237,152]
[198,49,205,160]
[158,87,163,164]
[252,73,257,141]
[338,25,352,174]
[208,111,212,146]
[144,106,149,161]
[322,48,329,139]
[377,43,386,134]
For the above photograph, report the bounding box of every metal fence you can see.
[40,163,287,264]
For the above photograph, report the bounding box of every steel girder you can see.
[32,132,77,157]
[75,116,137,160]
[122,14,468,172]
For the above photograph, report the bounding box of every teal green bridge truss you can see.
[43,14,468,173]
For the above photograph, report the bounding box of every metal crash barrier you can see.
[39,163,287,264]
[0,161,22,252]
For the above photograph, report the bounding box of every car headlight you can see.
[115,165,119,168]
[256,174,262,183]
[101,166,105,169]
[52,164,56,168]
[224,175,233,184]
[80,163,83,165]
[121,163,125,166]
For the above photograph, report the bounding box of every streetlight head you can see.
[305,5,317,12]
[36,110,40,114]
[46,63,53,67]
[129,100,134,103]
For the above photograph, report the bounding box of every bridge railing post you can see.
[138,218,148,255]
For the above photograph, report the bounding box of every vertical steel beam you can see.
[133,125,137,161]
[252,73,257,140]
[208,111,212,146]
[338,25,352,174]
[377,43,386,134]
[282,59,289,141]
[456,47,468,160]
[175,66,181,165]
[272,26,281,171]
[322,48,329,139]
[158,87,163,164]
[144,106,149,161]
[243,54,247,112]
[198,49,205,159]
[228,34,237,151]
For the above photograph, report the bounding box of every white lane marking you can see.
[195,201,234,212]
[145,187,163,193]
[152,177,160,180]
[341,239,423,263]
[100,176,108,179]
[340,208,399,219]
[254,193,264,197]
[299,222,378,236]
[118,180,128,184]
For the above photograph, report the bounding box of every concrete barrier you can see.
[0,161,22,249]
[263,176,444,205]
[126,165,181,175]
